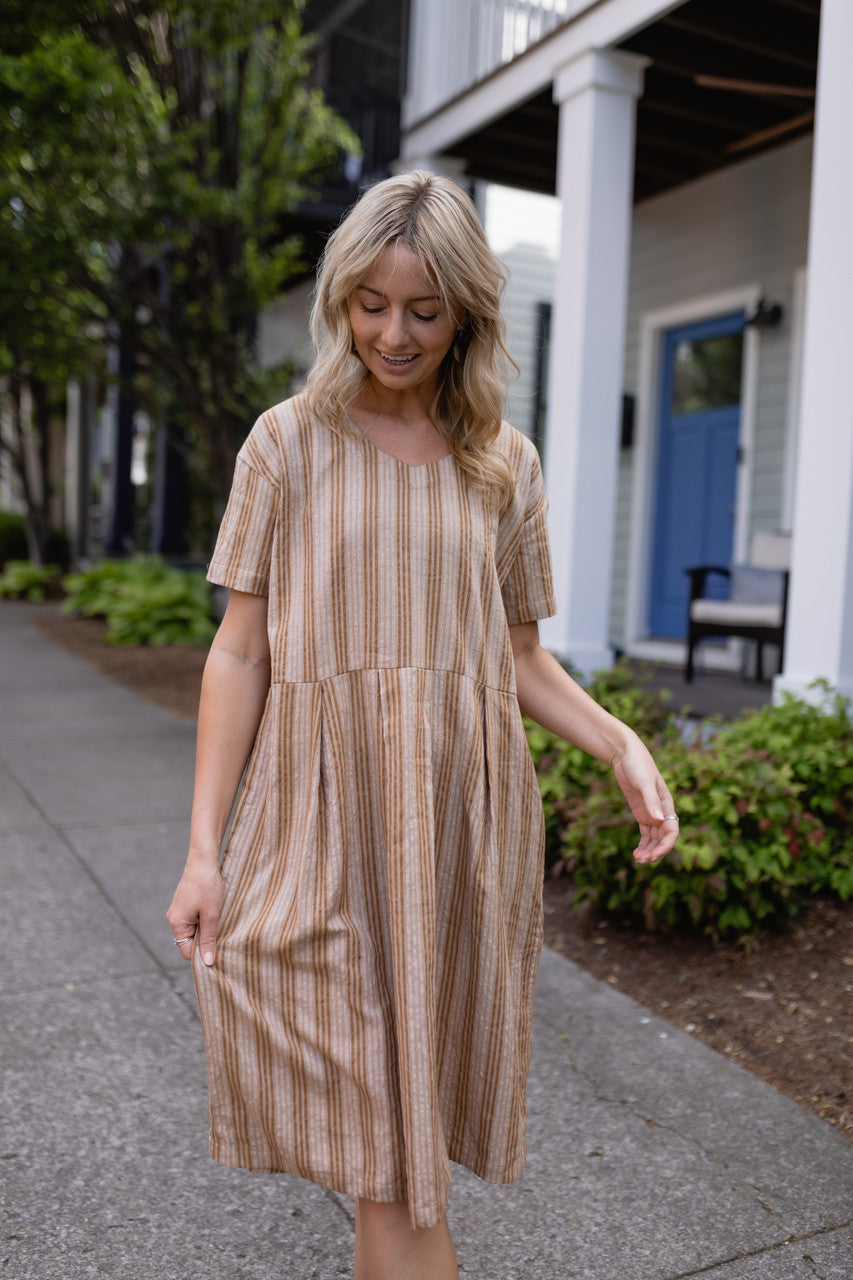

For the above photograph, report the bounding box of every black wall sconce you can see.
[746,298,784,330]
[620,393,635,449]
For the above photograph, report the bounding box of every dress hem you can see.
[208,1136,527,1229]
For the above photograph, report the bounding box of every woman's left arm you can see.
[510,621,678,865]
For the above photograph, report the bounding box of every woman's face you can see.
[348,243,458,402]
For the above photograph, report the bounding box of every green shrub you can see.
[0,560,62,601]
[561,731,829,938]
[720,686,853,901]
[62,558,139,619]
[528,671,853,939]
[62,556,216,647]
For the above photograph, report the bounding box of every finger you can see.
[635,784,679,844]
[633,820,679,864]
[172,928,197,961]
[634,838,674,864]
[640,776,676,825]
[632,813,677,853]
[197,914,219,967]
[658,782,678,824]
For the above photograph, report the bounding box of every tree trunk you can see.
[29,377,54,564]
[3,371,44,564]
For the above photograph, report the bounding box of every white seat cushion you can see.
[691,600,783,627]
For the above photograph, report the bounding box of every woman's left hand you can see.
[611,732,679,864]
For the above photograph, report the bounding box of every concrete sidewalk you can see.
[1,599,851,1280]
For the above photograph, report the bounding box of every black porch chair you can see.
[684,532,791,683]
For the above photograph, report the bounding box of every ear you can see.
[454,307,470,332]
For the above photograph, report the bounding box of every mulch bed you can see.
[30,606,853,1138]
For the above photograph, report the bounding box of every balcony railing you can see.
[482,0,572,69]
[406,0,590,127]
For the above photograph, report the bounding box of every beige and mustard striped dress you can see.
[194,392,556,1228]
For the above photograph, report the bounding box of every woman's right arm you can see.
[166,589,271,966]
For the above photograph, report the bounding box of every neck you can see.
[358,375,437,424]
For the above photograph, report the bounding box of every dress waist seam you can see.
[269,666,517,697]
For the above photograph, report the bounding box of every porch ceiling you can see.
[443,0,820,202]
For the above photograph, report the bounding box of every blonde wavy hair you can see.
[306,170,516,506]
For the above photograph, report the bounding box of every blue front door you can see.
[648,313,745,638]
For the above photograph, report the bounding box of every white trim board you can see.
[782,266,807,533]
[624,283,762,653]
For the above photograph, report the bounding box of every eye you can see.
[360,304,384,315]
[412,311,438,323]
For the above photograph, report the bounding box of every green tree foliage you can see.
[92,0,357,534]
[0,0,357,553]
[0,10,144,558]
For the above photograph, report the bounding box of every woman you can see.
[168,170,677,1280]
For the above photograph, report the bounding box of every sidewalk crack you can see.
[539,1014,784,1221]
[325,1189,356,1228]
[664,1222,852,1278]
[0,754,196,1019]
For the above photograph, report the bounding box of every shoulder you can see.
[495,421,546,509]
[237,393,317,486]
[495,420,541,476]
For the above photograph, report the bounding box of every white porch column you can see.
[775,0,853,703]
[539,49,647,674]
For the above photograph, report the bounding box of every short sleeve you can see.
[499,443,557,626]
[206,454,278,597]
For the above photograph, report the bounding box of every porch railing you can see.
[406,0,590,127]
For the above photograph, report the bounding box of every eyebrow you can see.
[356,284,441,303]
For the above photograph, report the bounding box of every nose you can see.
[380,307,409,350]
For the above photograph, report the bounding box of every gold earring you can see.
[453,328,467,363]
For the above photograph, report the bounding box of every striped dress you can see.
[194,392,556,1228]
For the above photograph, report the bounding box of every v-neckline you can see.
[345,413,454,470]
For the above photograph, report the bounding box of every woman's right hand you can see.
[169,589,270,968]
[167,852,224,966]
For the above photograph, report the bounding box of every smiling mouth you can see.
[377,351,418,365]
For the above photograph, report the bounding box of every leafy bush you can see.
[62,556,216,647]
[528,669,853,939]
[720,686,853,901]
[0,560,62,601]
[62,559,138,619]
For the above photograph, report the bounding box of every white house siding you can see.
[613,135,813,645]
[482,183,560,438]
